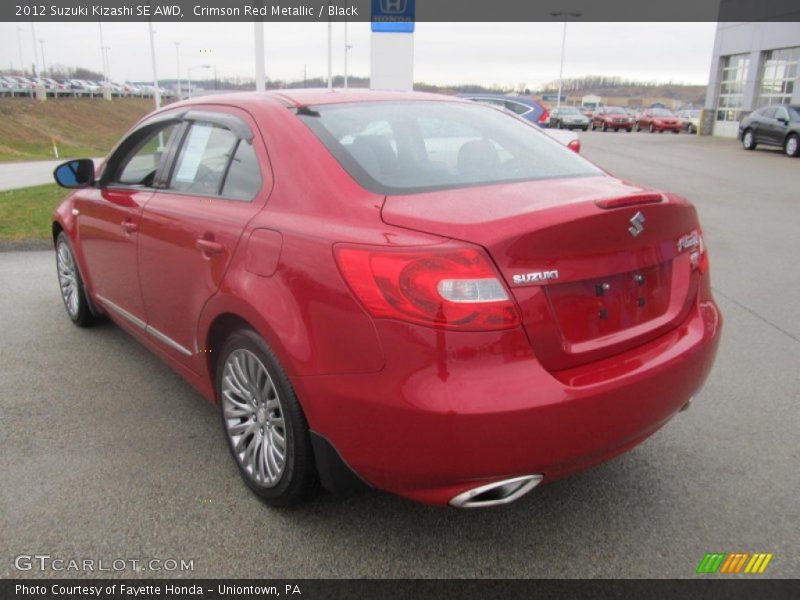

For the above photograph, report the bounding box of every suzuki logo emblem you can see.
[381,0,407,13]
[628,211,646,237]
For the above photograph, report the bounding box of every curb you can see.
[0,239,52,253]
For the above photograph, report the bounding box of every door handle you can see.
[121,220,138,234]
[196,237,224,256]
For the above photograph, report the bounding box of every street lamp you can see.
[39,39,46,75]
[174,41,182,98]
[187,64,211,98]
[551,11,582,114]
[344,20,353,89]
[30,23,40,76]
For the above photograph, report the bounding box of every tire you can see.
[649,123,655,133]
[784,133,799,157]
[626,128,632,133]
[217,329,317,507]
[55,232,97,327]
[742,129,756,151]
[673,129,679,134]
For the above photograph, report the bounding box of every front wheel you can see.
[742,129,756,150]
[55,232,97,327]
[217,329,317,506]
[785,134,799,157]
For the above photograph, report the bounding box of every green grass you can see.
[0,184,66,241]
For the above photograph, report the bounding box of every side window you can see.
[115,124,178,186]
[503,101,531,116]
[775,107,789,121]
[760,107,777,119]
[170,122,238,195]
[221,140,262,201]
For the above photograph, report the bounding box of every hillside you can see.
[0,98,156,162]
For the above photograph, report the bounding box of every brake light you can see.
[334,244,521,331]
[567,138,580,153]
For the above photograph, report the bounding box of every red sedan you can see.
[590,106,634,132]
[51,90,721,508]
[637,108,682,133]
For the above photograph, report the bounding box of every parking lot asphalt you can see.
[1,131,798,579]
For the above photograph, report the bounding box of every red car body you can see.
[591,107,634,132]
[638,108,682,133]
[52,90,721,507]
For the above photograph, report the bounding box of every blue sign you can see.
[371,0,415,33]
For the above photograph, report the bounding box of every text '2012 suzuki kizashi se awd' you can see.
[52,90,721,508]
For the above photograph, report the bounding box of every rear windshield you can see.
[298,101,602,195]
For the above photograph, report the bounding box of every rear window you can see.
[298,101,602,194]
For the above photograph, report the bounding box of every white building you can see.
[704,22,800,137]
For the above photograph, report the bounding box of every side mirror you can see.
[777,117,789,125]
[53,159,95,189]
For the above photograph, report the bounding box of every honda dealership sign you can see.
[370,0,415,90]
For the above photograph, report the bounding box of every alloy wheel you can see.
[221,348,287,487]
[56,239,80,318]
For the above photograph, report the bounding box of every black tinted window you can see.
[299,101,602,194]
[221,140,262,201]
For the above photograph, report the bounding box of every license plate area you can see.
[546,262,672,344]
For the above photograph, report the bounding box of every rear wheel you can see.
[742,129,756,150]
[217,329,317,506]
[55,232,96,327]
[785,134,799,157]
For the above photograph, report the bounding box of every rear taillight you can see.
[538,109,550,124]
[334,244,521,331]
[567,139,581,153]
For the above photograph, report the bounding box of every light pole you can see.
[148,22,160,109]
[174,41,181,98]
[327,19,332,89]
[344,19,353,89]
[39,39,46,75]
[187,65,211,98]
[103,46,111,81]
[16,27,24,73]
[30,23,40,76]
[551,11,581,113]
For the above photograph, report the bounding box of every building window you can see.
[757,46,799,107]
[716,54,750,122]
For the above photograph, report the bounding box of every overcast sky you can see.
[0,21,717,88]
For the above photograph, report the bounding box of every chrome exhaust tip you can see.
[449,474,543,508]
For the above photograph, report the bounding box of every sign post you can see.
[370,0,415,91]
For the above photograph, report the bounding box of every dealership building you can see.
[705,22,800,137]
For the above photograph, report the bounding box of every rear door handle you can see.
[196,237,224,256]
[121,220,138,234]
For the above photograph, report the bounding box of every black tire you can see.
[626,128,632,133]
[55,232,97,327]
[784,133,799,157]
[673,129,679,134]
[217,329,317,507]
[742,128,756,150]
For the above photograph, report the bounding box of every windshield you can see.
[651,108,675,116]
[788,107,800,121]
[559,107,581,115]
[299,101,603,194]
[603,107,626,114]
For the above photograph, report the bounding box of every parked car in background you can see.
[549,106,590,131]
[739,104,800,157]
[677,109,700,134]
[460,94,550,127]
[590,106,633,132]
[50,90,721,507]
[636,108,681,133]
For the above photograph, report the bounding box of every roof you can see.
[168,88,460,111]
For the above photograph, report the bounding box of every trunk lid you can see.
[381,175,701,371]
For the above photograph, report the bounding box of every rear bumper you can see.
[292,296,722,506]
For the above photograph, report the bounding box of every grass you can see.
[0,97,156,162]
[0,183,66,241]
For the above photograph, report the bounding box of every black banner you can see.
[3,579,800,600]
[3,0,800,22]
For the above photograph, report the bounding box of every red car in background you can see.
[636,108,682,133]
[51,90,721,508]
[590,106,634,132]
